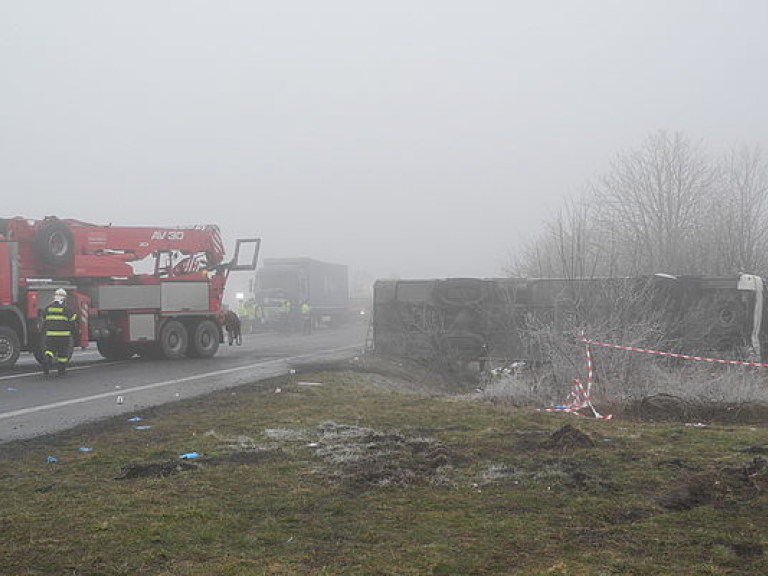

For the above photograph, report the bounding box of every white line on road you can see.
[0,345,358,421]
[0,362,120,381]
[0,360,286,420]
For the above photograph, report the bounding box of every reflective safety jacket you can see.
[43,300,78,337]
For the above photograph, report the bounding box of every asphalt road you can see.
[0,322,368,443]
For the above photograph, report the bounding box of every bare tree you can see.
[591,131,715,275]
[510,132,768,280]
[508,197,619,279]
[708,145,768,276]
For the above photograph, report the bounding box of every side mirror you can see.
[229,238,261,272]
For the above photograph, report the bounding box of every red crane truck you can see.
[0,216,260,369]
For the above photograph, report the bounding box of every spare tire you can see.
[714,300,742,328]
[36,220,74,266]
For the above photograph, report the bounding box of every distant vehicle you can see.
[254,258,349,330]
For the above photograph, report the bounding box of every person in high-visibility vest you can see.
[281,299,292,334]
[301,301,313,335]
[41,288,78,376]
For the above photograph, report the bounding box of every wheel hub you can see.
[0,337,10,362]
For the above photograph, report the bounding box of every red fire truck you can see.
[0,216,260,369]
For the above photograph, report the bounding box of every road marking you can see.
[0,360,286,420]
[0,345,357,421]
[0,362,119,381]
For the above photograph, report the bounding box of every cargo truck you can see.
[253,258,348,331]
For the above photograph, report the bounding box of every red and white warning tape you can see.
[544,378,612,420]
[545,332,612,420]
[546,330,765,421]
[580,334,768,368]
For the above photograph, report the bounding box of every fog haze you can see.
[1,1,766,290]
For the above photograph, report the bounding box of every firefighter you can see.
[237,298,254,334]
[41,288,78,376]
[254,303,265,332]
[224,309,242,345]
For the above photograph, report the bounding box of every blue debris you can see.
[179,452,200,460]
[79,447,93,453]
[127,417,143,423]
[46,456,58,464]
[134,425,152,431]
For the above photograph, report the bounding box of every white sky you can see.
[1,1,767,296]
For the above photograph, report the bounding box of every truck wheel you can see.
[187,320,220,358]
[160,320,188,359]
[135,343,163,359]
[36,220,74,266]
[0,326,21,369]
[96,338,135,360]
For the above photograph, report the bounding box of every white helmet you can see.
[54,288,67,299]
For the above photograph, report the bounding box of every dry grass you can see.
[1,368,767,575]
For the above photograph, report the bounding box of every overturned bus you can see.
[371,274,766,366]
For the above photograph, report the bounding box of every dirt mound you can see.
[657,457,768,510]
[541,425,595,451]
[622,394,768,424]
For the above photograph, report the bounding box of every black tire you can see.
[714,301,742,328]
[187,319,220,358]
[96,338,135,360]
[159,319,188,359]
[135,343,163,359]
[0,326,21,369]
[36,220,74,266]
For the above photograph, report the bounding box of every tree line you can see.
[509,131,768,280]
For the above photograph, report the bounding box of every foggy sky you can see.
[2,1,767,296]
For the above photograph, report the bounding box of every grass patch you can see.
[1,371,767,575]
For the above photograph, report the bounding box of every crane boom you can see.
[1,216,226,279]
